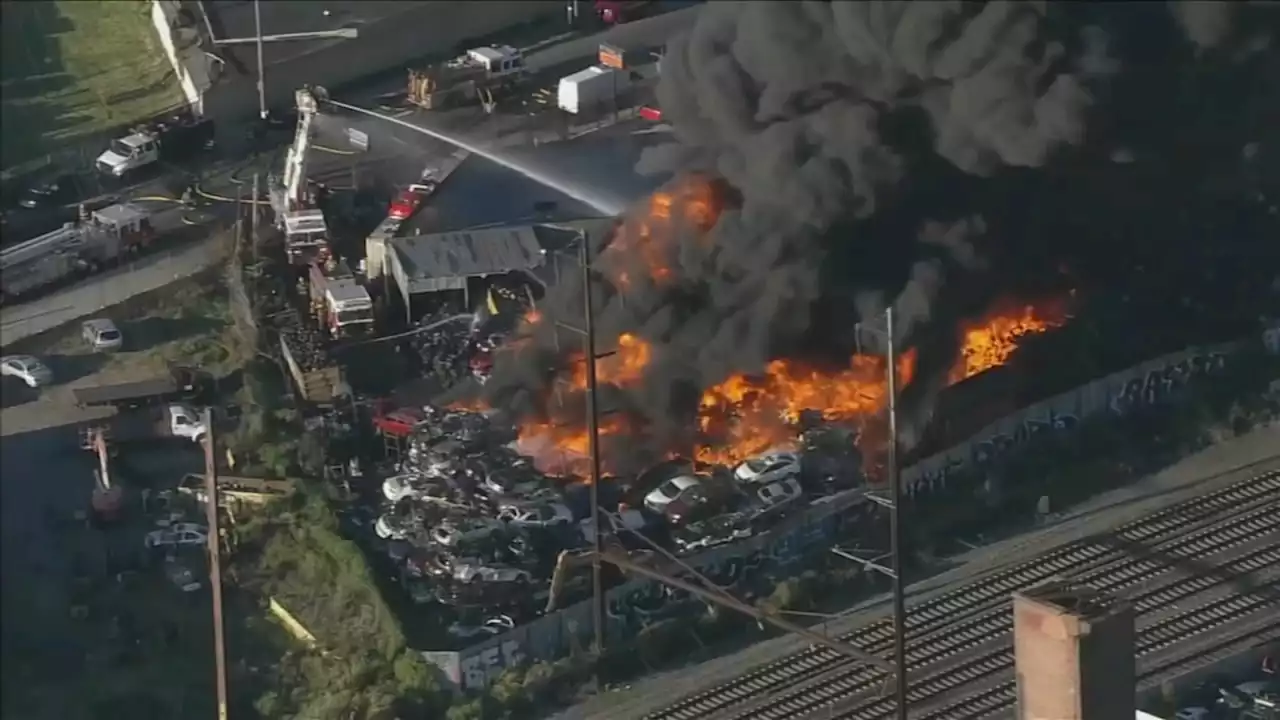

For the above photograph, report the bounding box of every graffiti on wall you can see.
[458,637,526,692]
[910,408,1080,491]
[1108,351,1227,415]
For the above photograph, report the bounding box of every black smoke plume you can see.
[480,1,1279,460]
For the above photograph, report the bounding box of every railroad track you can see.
[645,469,1280,720]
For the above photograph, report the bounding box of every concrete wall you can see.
[202,2,564,122]
[431,339,1248,692]
[152,0,213,114]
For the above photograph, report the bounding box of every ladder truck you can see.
[271,86,332,266]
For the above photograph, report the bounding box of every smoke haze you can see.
[481,1,1278,457]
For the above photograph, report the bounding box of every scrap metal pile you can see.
[276,306,330,371]
[407,303,473,387]
[371,404,591,642]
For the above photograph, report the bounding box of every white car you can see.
[81,318,123,351]
[382,474,452,504]
[452,563,532,584]
[446,615,515,640]
[431,518,503,548]
[497,501,574,528]
[734,451,801,485]
[754,476,804,508]
[145,523,208,548]
[1,355,54,388]
[375,513,416,541]
[643,475,704,514]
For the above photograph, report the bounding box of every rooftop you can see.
[93,203,149,228]
[1015,580,1130,620]
[391,225,546,294]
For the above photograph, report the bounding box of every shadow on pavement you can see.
[0,377,39,408]
[43,352,107,386]
[118,315,225,354]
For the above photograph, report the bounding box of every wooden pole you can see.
[202,410,230,720]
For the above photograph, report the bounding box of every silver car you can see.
[81,318,123,351]
[0,355,53,388]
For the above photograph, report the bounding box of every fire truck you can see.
[270,86,333,265]
[407,45,527,113]
[0,203,157,303]
[308,258,374,339]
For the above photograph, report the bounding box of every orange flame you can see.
[513,297,1069,475]
[948,301,1070,383]
[567,332,654,391]
[603,175,721,289]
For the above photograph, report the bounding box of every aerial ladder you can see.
[272,86,332,265]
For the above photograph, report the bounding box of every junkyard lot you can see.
[0,278,269,719]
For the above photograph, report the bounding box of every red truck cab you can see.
[595,0,654,25]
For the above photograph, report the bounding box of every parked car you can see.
[375,512,420,541]
[673,512,755,554]
[388,181,438,221]
[451,563,532,585]
[497,500,574,528]
[734,450,802,485]
[481,464,547,498]
[431,517,504,548]
[382,474,454,504]
[145,523,208,548]
[82,318,123,351]
[745,476,806,522]
[643,474,705,514]
[0,355,53,388]
[446,614,515,641]
[18,173,83,210]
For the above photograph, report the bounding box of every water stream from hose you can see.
[327,99,627,216]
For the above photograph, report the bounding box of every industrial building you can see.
[370,218,616,323]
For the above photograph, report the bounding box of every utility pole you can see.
[254,0,266,120]
[830,306,909,719]
[202,410,230,720]
[885,307,908,720]
[250,173,260,262]
[580,235,608,682]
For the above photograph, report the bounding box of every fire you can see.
[947,301,1070,383]
[604,176,722,289]
[514,297,1069,474]
[523,307,543,326]
[568,332,654,391]
[515,414,632,476]
[695,350,918,466]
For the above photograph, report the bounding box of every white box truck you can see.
[557,66,630,115]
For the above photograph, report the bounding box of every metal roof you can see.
[391,225,545,294]
[284,209,327,235]
[92,203,148,227]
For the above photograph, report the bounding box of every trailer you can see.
[407,45,527,113]
[72,365,211,409]
[557,66,631,115]
[0,203,158,303]
[279,334,343,404]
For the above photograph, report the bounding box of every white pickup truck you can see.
[95,116,215,177]
[79,403,208,449]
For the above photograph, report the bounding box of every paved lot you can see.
[549,424,1280,720]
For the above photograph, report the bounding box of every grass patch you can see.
[230,491,448,719]
[1,0,185,171]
